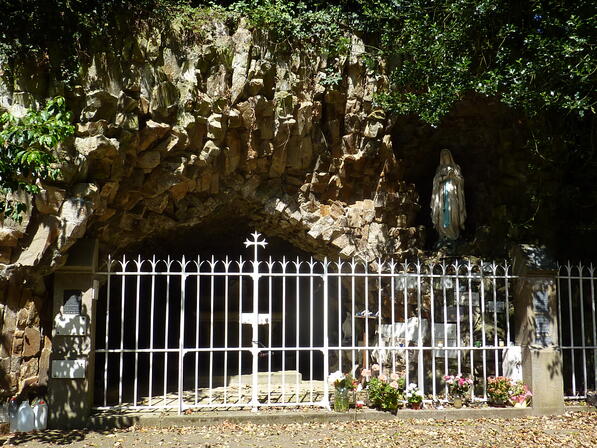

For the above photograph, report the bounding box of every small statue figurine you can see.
[431,149,466,245]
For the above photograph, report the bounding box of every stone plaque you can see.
[533,284,553,346]
[63,290,82,315]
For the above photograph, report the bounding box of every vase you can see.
[453,397,463,408]
[334,386,350,412]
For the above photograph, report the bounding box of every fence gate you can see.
[94,232,330,412]
[94,232,515,413]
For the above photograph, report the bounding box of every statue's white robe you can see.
[431,150,466,240]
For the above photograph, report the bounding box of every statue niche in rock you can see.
[431,149,466,248]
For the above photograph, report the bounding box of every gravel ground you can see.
[2,411,595,448]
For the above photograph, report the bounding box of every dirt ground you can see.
[2,411,595,448]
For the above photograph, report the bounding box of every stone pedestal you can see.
[512,245,564,415]
[48,239,98,428]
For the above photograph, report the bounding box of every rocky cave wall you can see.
[0,20,424,395]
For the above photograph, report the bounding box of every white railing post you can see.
[178,256,188,415]
[322,257,330,410]
[244,231,267,412]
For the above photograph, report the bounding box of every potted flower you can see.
[487,376,513,406]
[405,383,424,409]
[510,381,532,408]
[364,368,405,413]
[444,374,473,408]
[329,371,357,412]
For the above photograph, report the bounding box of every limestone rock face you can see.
[0,21,424,284]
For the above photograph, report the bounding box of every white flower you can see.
[328,371,344,386]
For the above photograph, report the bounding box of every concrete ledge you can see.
[87,406,582,429]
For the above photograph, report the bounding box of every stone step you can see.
[228,370,303,385]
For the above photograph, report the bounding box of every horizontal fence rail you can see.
[557,262,597,399]
[93,232,518,413]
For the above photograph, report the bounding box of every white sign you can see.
[54,315,88,336]
[240,313,270,325]
[52,359,87,379]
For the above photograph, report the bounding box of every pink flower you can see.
[372,364,380,372]
[390,381,399,389]
[390,372,400,381]
[361,369,372,378]
[378,374,388,382]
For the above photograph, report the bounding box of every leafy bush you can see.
[0,97,74,222]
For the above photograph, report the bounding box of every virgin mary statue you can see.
[431,149,466,241]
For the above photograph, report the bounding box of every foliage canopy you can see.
[0,0,594,254]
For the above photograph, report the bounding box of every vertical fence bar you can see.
[209,256,216,404]
[430,263,436,399]
[505,262,511,345]
[480,264,487,400]
[364,260,369,374]
[119,255,127,406]
[295,257,301,405]
[103,257,112,407]
[221,258,229,404]
[337,259,343,374]
[267,257,273,405]
[309,258,314,402]
[416,261,424,394]
[403,262,409,387]
[390,261,396,374]
[442,263,448,400]
[281,257,287,403]
[557,265,563,385]
[578,263,587,396]
[590,264,597,392]
[492,264,499,377]
[178,257,187,414]
[163,257,171,405]
[134,257,142,407]
[455,262,462,375]
[377,260,383,375]
[148,256,156,407]
[322,257,330,409]
[467,262,474,394]
[194,256,201,406]
[567,263,577,395]
[237,256,243,403]
[351,259,356,377]
[222,257,230,404]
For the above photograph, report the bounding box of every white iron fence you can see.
[93,232,517,413]
[557,263,597,399]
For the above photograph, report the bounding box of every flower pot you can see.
[453,397,463,409]
[409,402,422,410]
[334,386,350,412]
[488,398,508,407]
[513,401,528,408]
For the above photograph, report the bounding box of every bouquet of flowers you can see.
[405,383,423,406]
[510,381,532,406]
[328,371,357,390]
[487,376,513,404]
[444,374,473,398]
